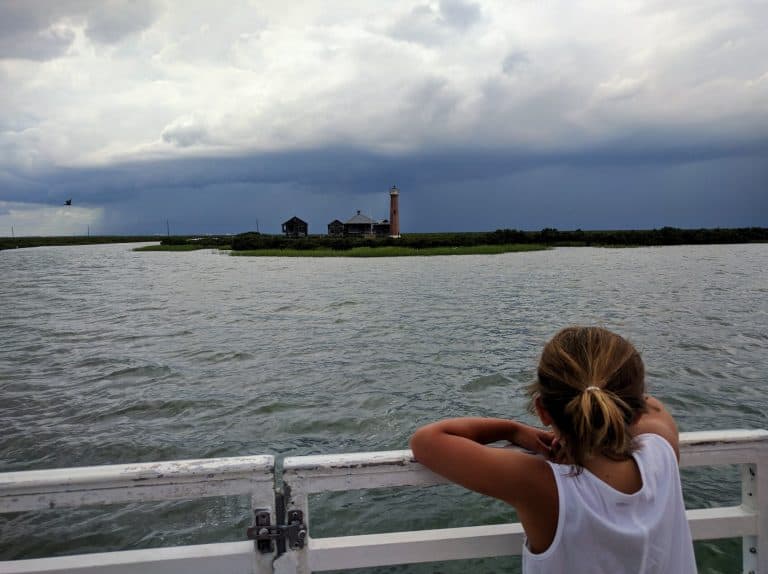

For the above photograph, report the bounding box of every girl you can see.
[410,326,696,573]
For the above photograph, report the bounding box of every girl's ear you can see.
[535,395,554,427]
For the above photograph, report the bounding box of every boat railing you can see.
[1,429,767,573]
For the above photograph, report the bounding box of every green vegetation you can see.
[230,227,768,253]
[231,244,547,257]
[4,227,766,255]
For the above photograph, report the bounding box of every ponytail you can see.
[565,385,634,466]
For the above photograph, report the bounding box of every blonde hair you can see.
[529,327,646,469]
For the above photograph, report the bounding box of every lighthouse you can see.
[389,185,400,238]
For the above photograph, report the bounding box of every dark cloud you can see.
[81,151,768,235]
[0,26,76,61]
[0,0,158,60]
[2,129,766,235]
[0,1,76,60]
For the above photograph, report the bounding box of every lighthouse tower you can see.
[389,185,400,238]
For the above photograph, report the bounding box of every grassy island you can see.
[220,227,768,257]
[230,244,546,257]
[3,227,766,255]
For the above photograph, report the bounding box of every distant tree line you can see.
[225,227,768,251]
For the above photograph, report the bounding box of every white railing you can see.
[1,430,767,574]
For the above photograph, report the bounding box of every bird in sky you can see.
[64,199,72,206]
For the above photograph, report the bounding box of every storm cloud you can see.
[0,0,766,235]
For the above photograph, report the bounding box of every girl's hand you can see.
[410,418,557,509]
[513,424,556,457]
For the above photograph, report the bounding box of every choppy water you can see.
[1,243,767,573]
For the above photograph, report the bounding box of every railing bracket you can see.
[247,502,307,555]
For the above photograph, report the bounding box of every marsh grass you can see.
[230,244,547,257]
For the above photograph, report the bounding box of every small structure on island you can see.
[282,216,308,238]
[327,186,402,238]
[327,219,344,237]
[344,211,380,237]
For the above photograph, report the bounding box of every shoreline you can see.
[3,227,767,254]
[132,243,547,256]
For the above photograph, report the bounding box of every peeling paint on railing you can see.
[1,430,767,573]
[0,455,275,512]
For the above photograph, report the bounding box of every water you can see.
[1,243,767,572]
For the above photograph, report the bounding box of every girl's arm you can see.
[410,418,555,506]
[631,395,680,460]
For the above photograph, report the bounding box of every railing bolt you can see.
[750,547,757,553]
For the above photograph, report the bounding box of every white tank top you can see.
[522,433,697,574]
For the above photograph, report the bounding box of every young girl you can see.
[410,326,697,573]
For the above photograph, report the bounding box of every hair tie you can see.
[584,386,601,393]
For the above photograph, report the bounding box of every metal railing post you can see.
[760,461,768,574]
[251,488,277,573]
[273,489,310,574]
[743,464,758,574]
[742,453,768,574]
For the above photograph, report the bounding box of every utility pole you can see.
[87,224,90,237]
[166,219,170,237]
[10,226,14,239]
[256,218,260,233]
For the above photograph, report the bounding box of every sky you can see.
[0,0,766,236]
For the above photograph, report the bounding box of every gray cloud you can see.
[5,128,766,202]
[400,77,462,130]
[1,1,767,236]
[84,0,159,44]
[502,51,529,75]
[0,0,159,60]
[439,0,482,30]
[390,0,482,45]
[161,116,210,148]
[0,1,77,60]
[1,128,766,236]
[0,25,75,61]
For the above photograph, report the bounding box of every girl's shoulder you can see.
[630,396,680,461]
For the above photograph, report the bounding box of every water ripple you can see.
[1,243,767,571]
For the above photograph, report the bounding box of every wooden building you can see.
[282,216,308,237]
[327,219,344,237]
[344,211,374,237]
[338,211,391,238]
